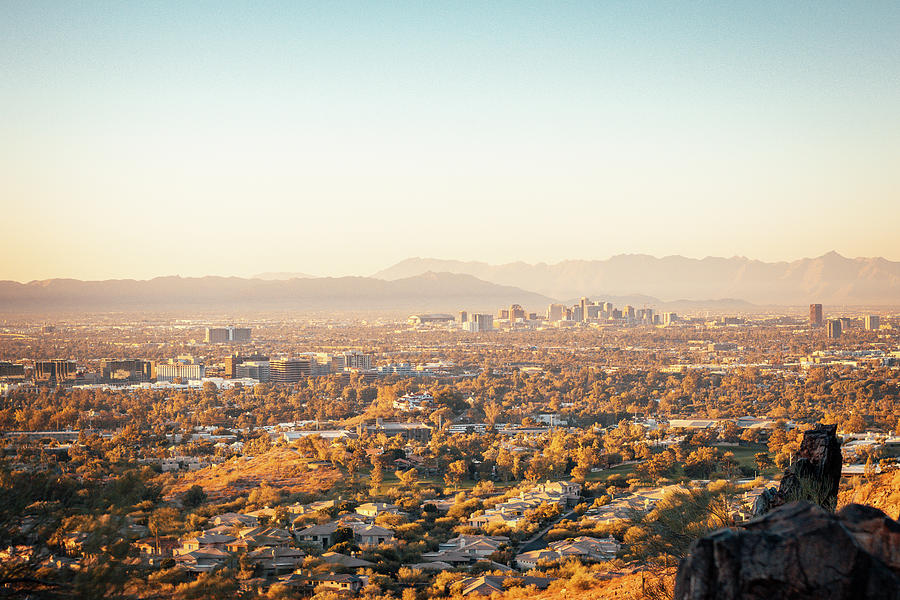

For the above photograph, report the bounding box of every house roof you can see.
[190,533,237,544]
[319,552,374,568]
[297,522,341,536]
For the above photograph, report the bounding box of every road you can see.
[517,508,577,552]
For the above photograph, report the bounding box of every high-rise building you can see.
[827,319,842,339]
[235,360,270,382]
[498,309,510,319]
[809,304,823,326]
[342,351,372,370]
[34,360,77,383]
[231,327,251,342]
[586,305,603,320]
[465,314,494,332]
[224,355,241,378]
[269,357,315,383]
[0,362,26,379]
[205,327,230,343]
[458,311,468,323]
[602,302,614,313]
[101,359,154,382]
[623,305,635,320]
[156,363,204,382]
[571,306,584,322]
[509,304,526,321]
[579,297,589,322]
[865,315,880,331]
[662,312,679,326]
[205,326,251,343]
[547,304,565,321]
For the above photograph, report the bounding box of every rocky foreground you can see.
[674,501,900,599]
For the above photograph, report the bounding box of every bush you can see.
[182,485,207,508]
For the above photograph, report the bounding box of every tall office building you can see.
[0,362,26,379]
[602,302,614,313]
[662,312,679,326]
[458,311,468,324]
[342,351,372,370]
[465,314,494,332]
[809,304,824,326]
[865,315,880,331]
[827,319,842,339]
[623,305,636,320]
[205,326,252,343]
[571,306,584,322]
[101,359,154,382]
[269,357,315,383]
[498,309,510,319]
[235,360,270,382]
[579,297,589,322]
[156,363,204,382]
[547,304,565,321]
[509,304,526,321]
[224,355,241,378]
[231,327,251,342]
[34,360,77,383]
[206,327,230,343]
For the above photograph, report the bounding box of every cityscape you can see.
[1,294,899,598]
[3,2,900,599]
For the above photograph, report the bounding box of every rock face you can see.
[674,501,900,600]
[753,423,842,515]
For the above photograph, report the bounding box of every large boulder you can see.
[674,501,900,600]
[753,423,842,515]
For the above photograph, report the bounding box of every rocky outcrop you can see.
[753,423,842,515]
[674,502,900,600]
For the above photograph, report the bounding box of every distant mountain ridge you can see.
[252,271,316,280]
[0,272,551,312]
[372,252,900,305]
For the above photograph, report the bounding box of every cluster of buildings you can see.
[409,300,680,332]
[468,480,582,530]
[127,490,603,596]
[204,325,252,344]
[544,299,671,326]
[515,536,620,569]
[809,304,882,339]
[0,350,377,391]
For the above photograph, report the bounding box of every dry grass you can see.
[165,448,342,502]
[839,469,900,519]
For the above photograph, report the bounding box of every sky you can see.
[2,1,900,281]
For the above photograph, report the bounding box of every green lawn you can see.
[585,461,639,482]
[713,443,769,471]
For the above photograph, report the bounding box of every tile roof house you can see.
[246,546,306,574]
[352,524,394,546]
[355,502,402,518]
[514,549,561,570]
[296,522,344,549]
[175,548,232,572]
[179,533,236,553]
[212,512,259,528]
[320,551,374,569]
[457,575,553,596]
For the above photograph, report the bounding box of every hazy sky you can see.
[2,2,899,281]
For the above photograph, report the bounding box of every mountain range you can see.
[2,252,898,312]
[0,272,550,312]
[373,252,900,306]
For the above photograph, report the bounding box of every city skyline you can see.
[3,2,900,281]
